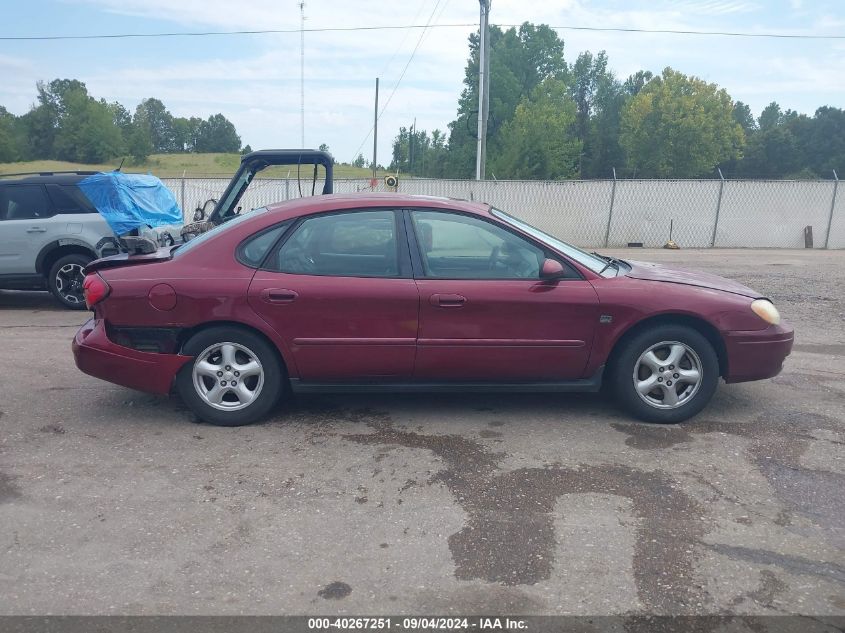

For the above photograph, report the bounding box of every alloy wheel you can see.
[192,342,265,411]
[633,340,703,410]
[55,263,86,306]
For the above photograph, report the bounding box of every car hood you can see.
[624,260,760,298]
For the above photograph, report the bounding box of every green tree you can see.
[569,51,608,147]
[732,101,756,135]
[806,106,845,176]
[194,113,241,152]
[134,98,175,153]
[0,106,22,162]
[446,23,567,177]
[20,79,88,158]
[53,88,124,163]
[127,119,153,163]
[173,116,202,152]
[758,102,782,132]
[490,79,581,179]
[738,125,802,177]
[567,52,631,178]
[390,127,445,177]
[352,153,366,168]
[623,70,653,96]
[620,67,743,177]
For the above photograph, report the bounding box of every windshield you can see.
[173,207,268,257]
[491,208,621,277]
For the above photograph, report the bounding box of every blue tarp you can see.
[77,172,182,236]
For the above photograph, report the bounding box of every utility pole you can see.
[409,118,416,175]
[475,0,491,180]
[372,78,379,180]
[299,1,306,147]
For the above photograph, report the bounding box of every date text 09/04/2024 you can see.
[307,618,528,630]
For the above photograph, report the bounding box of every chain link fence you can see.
[160,176,844,249]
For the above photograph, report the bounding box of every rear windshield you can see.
[173,208,268,257]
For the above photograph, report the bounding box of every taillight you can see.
[83,273,111,309]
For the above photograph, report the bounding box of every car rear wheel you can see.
[48,253,92,310]
[610,324,719,424]
[176,327,284,426]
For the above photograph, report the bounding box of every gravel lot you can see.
[0,248,843,618]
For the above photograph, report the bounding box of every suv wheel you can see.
[176,326,284,426]
[610,325,719,424]
[48,254,92,310]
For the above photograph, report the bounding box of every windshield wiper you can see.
[598,256,623,275]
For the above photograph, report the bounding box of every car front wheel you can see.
[610,324,719,424]
[48,253,93,310]
[176,327,284,426]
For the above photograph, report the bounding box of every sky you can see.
[0,0,843,166]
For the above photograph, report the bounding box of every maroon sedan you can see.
[73,194,793,426]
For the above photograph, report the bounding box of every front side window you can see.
[273,210,399,277]
[411,210,545,279]
[491,208,621,277]
[0,185,53,221]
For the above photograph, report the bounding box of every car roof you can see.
[263,193,491,221]
[0,172,96,185]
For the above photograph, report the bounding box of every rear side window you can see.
[272,210,399,277]
[0,185,53,221]
[47,184,96,214]
[237,223,290,268]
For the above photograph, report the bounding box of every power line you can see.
[544,24,845,39]
[0,24,474,41]
[1,23,842,41]
[351,0,444,161]
[376,0,431,79]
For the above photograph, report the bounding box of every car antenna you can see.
[114,157,125,172]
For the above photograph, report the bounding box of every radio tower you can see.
[299,1,306,147]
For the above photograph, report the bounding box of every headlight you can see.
[751,299,781,325]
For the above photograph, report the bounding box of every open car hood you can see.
[625,260,760,298]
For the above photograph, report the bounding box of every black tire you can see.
[48,253,92,310]
[176,326,285,426]
[609,324,719,424]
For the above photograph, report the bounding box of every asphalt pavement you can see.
[0,248,843,618]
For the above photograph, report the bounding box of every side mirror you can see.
[541,258,566,279]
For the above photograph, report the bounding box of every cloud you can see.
[5,0,843,162]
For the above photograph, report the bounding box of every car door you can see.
[0,184,56,275]
[45,183,115,255]
[248,208,419,381]
[408,208,600,382]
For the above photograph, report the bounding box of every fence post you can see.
[180,172,186,217]
[824,170,839,249]
[710,168,725,247]
[603,167,617,247]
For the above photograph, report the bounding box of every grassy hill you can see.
[0,153,387,179]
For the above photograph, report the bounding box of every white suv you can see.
[0,172,121,309]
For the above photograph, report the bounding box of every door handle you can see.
[26,227,47,233]
[430,293,467,308]
[261,288,298,304]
